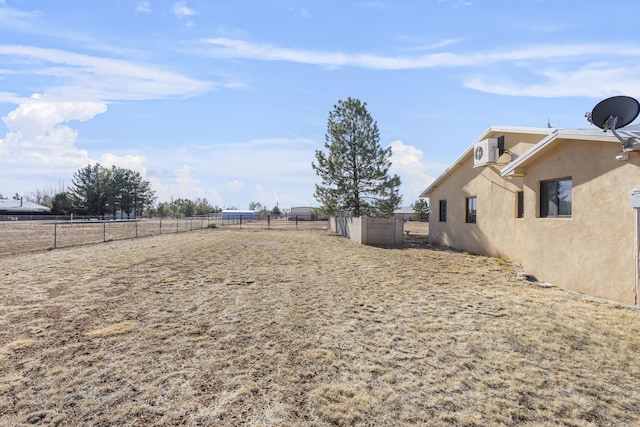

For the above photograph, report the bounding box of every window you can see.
[439,200,447,222]
[466,197,477,223]
[516,191,524,218]
[540,177,572,217]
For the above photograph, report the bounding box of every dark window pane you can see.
[558,180,572,216]
[466,197,477,223]
[439,200,447,222]
[517,191,524,218]
[540,177,571,218]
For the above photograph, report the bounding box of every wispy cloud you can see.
[172,1,197,17]
[0,45,213,102]
[198,38,640,97]
[0,5,43,34]
[437,0,473,7]
[464,64,640,98]
[172,1,197,27]
[394,35,464,51]
[200,38,640,70]
[135,1,152,13]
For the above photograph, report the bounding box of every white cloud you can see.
[175,164,194,187]
[388,140,434,203]
[0,98,106,169]
[149,164,224,205]
[172,1,197,17]
[0,98,108,191]
[135,1,152,13]
[227,180,244,192]
[99,153,148,177]
[3,96,107,139]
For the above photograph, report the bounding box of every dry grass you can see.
[1,222,640,426]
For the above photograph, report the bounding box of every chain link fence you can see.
[0,216,329,256]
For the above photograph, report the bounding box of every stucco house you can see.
[421,125,640,306]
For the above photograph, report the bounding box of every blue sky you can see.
[2,0,640,210]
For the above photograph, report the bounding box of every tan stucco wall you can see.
[428,131,640,305]
[428,134,531,263]
[522,139,640,304]
[428,158,525,262]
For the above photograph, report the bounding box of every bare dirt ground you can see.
[1,222,640,426]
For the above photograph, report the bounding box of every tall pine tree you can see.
[312,97,401,217]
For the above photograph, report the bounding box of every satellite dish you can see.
[588,96,640,130]
[586,96,640,155]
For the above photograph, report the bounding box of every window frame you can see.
[465,196,477,224]
[439,199,447,222]
[540,177,572,218]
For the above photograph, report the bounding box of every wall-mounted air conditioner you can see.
[473,138,499,167]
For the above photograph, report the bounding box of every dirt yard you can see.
[1,223,640,426]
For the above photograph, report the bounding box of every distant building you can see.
[288,206,321,221]
[221,210,255,220]
[0,198,50,214]
[394,207,416,221]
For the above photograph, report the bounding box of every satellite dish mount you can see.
[586,95,640,153]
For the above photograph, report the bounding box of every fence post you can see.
[176,218,179,233]
[103,222,106,242]
[296,216,298,229]
[160,217,162,235]
[267,214,271,229]
[54,222,57,249]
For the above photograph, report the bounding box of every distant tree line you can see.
[8,164,220,218]
[248,201,282,217]
[8,164,285,219]
[151,198,222,218]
